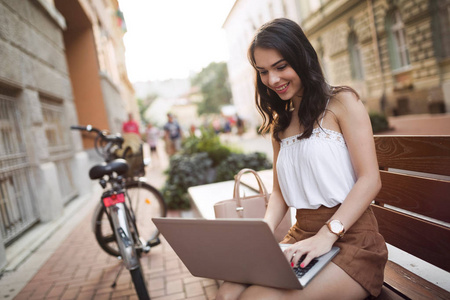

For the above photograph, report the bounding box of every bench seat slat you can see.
[379,261,450,300]
[374,136,450,176]
[371,205,450,272]
[376,285,405,300]
[376,171,450,222]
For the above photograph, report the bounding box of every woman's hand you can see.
[283,226,338,268]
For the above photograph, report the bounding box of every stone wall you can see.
[303,0,449,115]
[0,0,86,268]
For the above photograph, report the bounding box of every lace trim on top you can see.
[280,128,346,148]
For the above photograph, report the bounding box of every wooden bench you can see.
[187,136,450,299]
[372,136,450,299]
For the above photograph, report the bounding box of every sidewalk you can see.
[1,146,219,300]
[381,113,450,135]
[1,113,449,299]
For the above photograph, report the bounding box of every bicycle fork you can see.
[107,203,139,270]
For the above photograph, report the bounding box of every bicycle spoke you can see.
[103,234,116,243]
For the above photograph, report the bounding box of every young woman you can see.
[216,18,388,300]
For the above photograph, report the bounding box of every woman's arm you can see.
[264,135,289,233]
[287,91,381,268]
[327,91,381,233]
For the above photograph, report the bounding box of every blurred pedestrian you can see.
[212,118,221,135]
[122,113,140,135]
[146,123,160,163]
[163,113,182,156]
[236,114,245,136]
[119,112,142,159]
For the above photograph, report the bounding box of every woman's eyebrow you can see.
[255,59,286,70]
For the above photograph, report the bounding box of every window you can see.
[386,10,410,70]
[317,38,330,81]
[432,0,450,59]
[348,32,365,80]
[0,95,38,244]
[41,99,70,153]
[40,98,77,203]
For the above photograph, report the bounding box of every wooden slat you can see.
[381,261,450,300]
[376,286,405,300]
[371,205,450,272]
[376,171,450,222]
[374,136,450,176]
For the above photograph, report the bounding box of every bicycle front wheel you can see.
[95,180,167,257]
[130,262,150,300]
[125,180,167,245]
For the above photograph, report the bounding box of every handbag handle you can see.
[233,168,270,208]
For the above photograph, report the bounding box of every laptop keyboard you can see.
[293,255,319,278]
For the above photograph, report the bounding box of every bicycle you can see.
[71,125,167,299]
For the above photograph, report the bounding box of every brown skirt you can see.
[281,205,388,298]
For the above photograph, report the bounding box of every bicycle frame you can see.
[98,181,142,270]
[91,176,148,235]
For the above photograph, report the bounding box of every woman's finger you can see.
[298,252,315,268]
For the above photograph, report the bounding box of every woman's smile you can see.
[275,82,290,93]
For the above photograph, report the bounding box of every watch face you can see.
[330,220,343,233]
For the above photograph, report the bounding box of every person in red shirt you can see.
[122,113,140,134]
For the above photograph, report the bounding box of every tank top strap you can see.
[320,98,330,127]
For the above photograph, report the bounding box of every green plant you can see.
[215,152,272,182]
[161,152,213,209]
[182,127,232,167]
[163,128,272,209]
[369,112,390,133]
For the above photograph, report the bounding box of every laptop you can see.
[152,218,340,290]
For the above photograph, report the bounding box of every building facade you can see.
[0,0,135,269]
[300,0,450,116]
[223,0,301,130]
[223,0,450,128]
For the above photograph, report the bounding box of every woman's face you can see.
[253,47,303,101]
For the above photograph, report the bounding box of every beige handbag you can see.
[214,168,291,242]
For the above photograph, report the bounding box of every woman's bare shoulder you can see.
[329,88,361,117]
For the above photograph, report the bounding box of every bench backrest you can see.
[372,136,450,272]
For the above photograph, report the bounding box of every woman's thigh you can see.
[216,282,249,300]
[238,262,369,300]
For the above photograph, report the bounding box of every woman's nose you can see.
[268,72,280,86]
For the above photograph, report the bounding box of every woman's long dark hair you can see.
[248,18,357,142]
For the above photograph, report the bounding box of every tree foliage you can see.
[191,62,232,115]
[137,93,158,123]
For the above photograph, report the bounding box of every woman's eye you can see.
[277,64,287,70]
[259,70,268,75]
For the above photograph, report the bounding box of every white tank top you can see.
[276,106,357,209]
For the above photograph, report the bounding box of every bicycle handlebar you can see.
[70,125,88,131]
[70,124,102,134]
[71,125,123,143]
[71,124,125,160]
